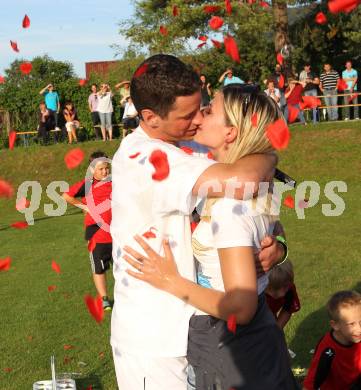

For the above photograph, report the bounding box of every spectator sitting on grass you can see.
[63,101,79,144]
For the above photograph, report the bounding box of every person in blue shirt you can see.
[39,84,61,131]
[342,61,359,120]
[219,68,244,86]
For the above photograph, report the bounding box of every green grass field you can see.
[0,121,360,389]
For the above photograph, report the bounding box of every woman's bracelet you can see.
[275,235,288,266]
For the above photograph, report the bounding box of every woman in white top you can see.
[122,85,297,389]
[97,83,113,141]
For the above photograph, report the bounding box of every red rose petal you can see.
[287,105,299,123]
[190,221,198,233]
[149,149,170,181]
[315,11,327,24]
[251,113,258,127]
[10,221,29,229]
[197,42,207,48]
[79,79,87,86]
[278,74,285,89]
[9,131,16,150]
[266,118,290,150]
[51,260,61,274]
[48,285,57,292]
[302,95,321,108]
[0,257,11,272]
[209,16,224,30]
[211,39,222,49]
[4,367,13,373]
[225,0,232,14]
[328,0,360,13]
[19,62,32,75]
[224,35,240,63]
[159,25,168,36]
[283,195,295,208]
[84,294,104,323]
[143,227,157,239]
[199,35,208,42]
[134,63,148,78]
[207,151,215,159]
[64,148,84,169]
[337,78,348,91]
[16,197,30,211]
[10,40,19,53]
[260,1,270,7]
[180,146,193,155]
[22,14,30,28]
[204,5,222,13]
[276,52,284,65]
[0,180,14,198]
[227,314,237,334]
[348,93,358,102]
[172,5,179,16]
[129,152,141,159]
[64,345,74,350]
[0,75,5,84]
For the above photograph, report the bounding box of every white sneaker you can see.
[55,127,61,131]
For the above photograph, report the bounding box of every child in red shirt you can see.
[285,78,306,125]
[265,259,301,329]
[303,290,361,390]
[63,151,113,310]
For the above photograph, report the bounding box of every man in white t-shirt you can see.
[110,54,285,390]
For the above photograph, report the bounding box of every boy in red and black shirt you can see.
[266,259,301,329]
[303,290,361,390]
[63,151,113,310]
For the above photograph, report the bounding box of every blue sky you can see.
[0,0,134,77]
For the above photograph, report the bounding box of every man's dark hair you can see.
[130,54,201,118]
[89,151,108,162]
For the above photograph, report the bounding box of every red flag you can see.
[328,0,360,13]
[211,39,222,49]
[51,260,61,274]
[84,294,104,323]
[149,149,170,181]
[10,40,19,52]
[134,63,148,78]
[199,35,208,42]
[225,0,232,14]
[79,79,87,86]
[48,285,57,292]
[19,62,32,75]
[10,221,29,229]
[224,35,240,63]
[266,119,290,150]
[172,5,179,16]
[203,5,221,13]
[159,25,168,36]
[209,16,224,30]
[197,42,207,48]
[315,12,327,24]
[227,314,237,334]
[64,148,84,169]
[9,131,16,150]
[0,180,14,198]
[278,74,285,89]
[276,53,284,65]
[0,75,5,84]
[180,146,193,154]
[283,195,295,209]
[337,78,348,91]
[22,14,30,28]
[16,197,30,211]
[251,113,258,127]
[287,105,299,123]
[302,95,321,109]
[0,257,11,272]
[129,152,141,159]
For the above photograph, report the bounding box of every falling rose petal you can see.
[348,93,358,102]
[134,63,148,78]
[276,52,284,65]
[4,368,13,373]
[328,0,359,13]
[79,79,87,86]
[84,294,104,323]
[315,12,327,24]
[211,39,222,49]
[199,35,208,42]
[287,105,299,123]
[278,74,285,89]
[248,0,256,3]
[207,151,215,159]
[0,180,14,198]
[337,78,348,91]
[0,257,11,272]
[198,42,207,48]
[180,146,193,155]
[266,118,290,150]
[209,16,224,30]
[283,195,295,209]
[10,221,29,229]
[48,285,57,292]
[302,95,321,108]
[259,1,270,7]
[129,152,141,159]
[19,62,32,75]
[227,314,237,334]
[8,131,16,150]
[16,197,30,211]
[64,345,75,350]
[0,75,5,84]
[51,260,61,274]
[10,40,19,52]
[251,113,258,127]
[225,0,232,14]
[190,221,198,233]
[172,5,179,16]
[64,148,84,169]
[298,199,309,209]
[88,238,96,252]
[143,227,157,239]
[159,25,168,36]
[224,35,240,63]
[299,101,307,111]
[149,149,170,181]
[204,5,222,13]
[22,14,30,28]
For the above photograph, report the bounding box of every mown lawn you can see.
[0,121,360,389]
